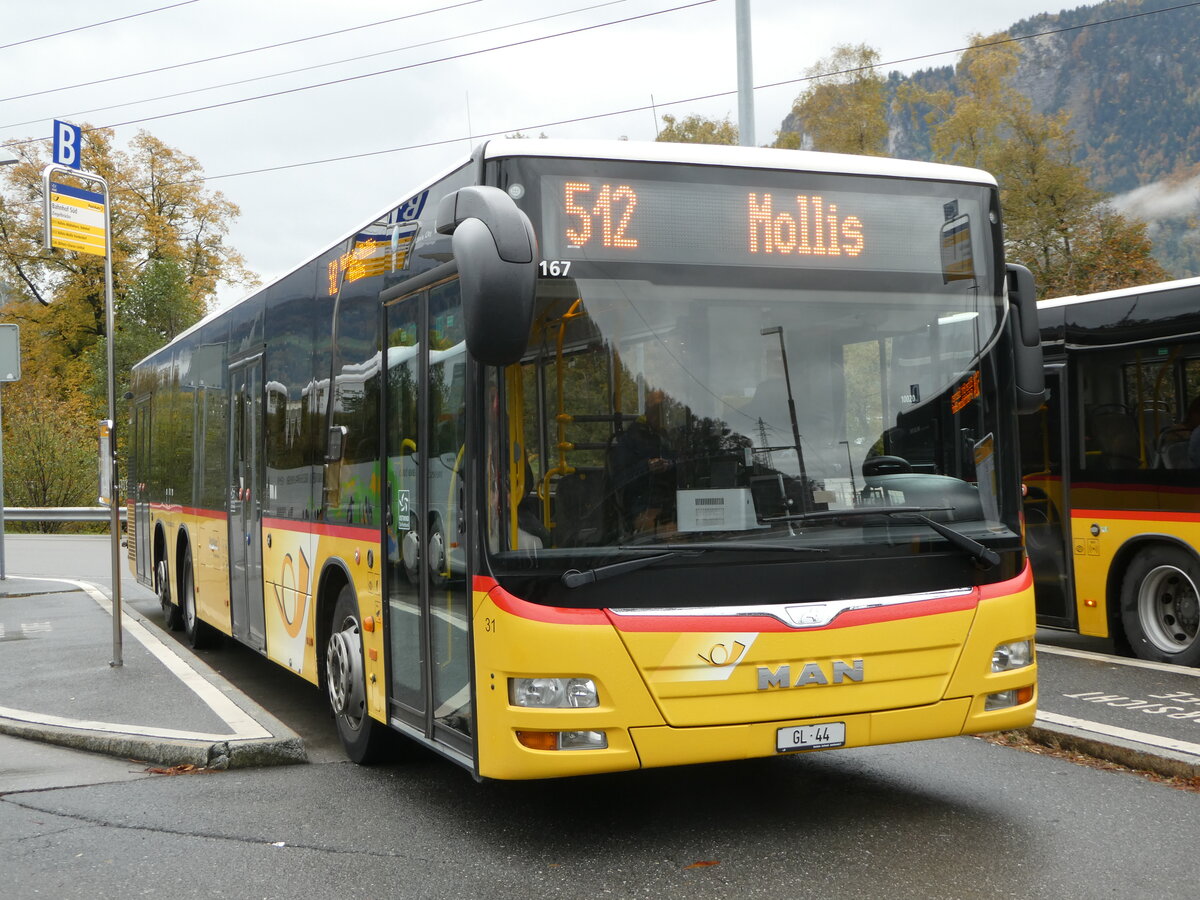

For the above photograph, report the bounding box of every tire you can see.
[1120,545,1200,666]
[157,558,183,631]
[180,547,214,650]
[326,585,393,764]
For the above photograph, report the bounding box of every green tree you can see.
[656,114,738,145]
[777,44,888,155]
[0,126,255,515]
[0,380,98,532]
[0,125,256,398]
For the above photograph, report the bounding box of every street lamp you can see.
[0,148,16,580]
[760,325,811,513]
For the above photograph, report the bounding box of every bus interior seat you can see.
[1088,405,1141,469]
[552,468,609,547]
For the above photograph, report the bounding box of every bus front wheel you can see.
[326,586,392,764]
[1120,546,1200,666]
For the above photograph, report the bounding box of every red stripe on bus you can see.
[1071,508,1200,524]
[481,580,611,625]
[261,517,377,541]
[478,564,1032,632]
[148,503,227,521]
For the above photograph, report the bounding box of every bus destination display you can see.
[541,175,981,275]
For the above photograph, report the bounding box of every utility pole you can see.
[736,0,756,146]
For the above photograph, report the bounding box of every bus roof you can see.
[1037,276,1200,348]
[143,140,998,366]
[480,138,998,186]
[1038,275,1200,309]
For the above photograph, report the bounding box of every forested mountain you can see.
[887,0,1200,193]
[781,0,1200,276]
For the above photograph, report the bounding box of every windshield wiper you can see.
[890,511,1000,569]
[561,542,827,589]
[764,505,999,569]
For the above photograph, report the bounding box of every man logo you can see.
[757,659,865,689]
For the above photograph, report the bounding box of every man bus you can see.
[1023,278,1200,666]
[128,140,1042,779]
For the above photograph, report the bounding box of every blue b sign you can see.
[53,120,82,169]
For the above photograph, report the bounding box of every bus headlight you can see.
[991,640,1033,672]
[509,677,599,708]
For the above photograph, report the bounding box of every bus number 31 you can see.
[563,182,639,250]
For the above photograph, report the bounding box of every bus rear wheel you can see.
[157,558,182,631]
[1120,546,1200,666]
[326,586,392,764]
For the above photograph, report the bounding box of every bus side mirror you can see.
[1006,263,1045,415]
[436,186,538,367]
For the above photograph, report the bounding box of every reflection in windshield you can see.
[487,260,1012,563]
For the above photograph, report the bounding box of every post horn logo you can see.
[697,641,749,668]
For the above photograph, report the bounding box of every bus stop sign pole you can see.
[42,154,124,667]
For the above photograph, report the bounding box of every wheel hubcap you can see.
[326,617,366,726]
[1139,564,1200,653]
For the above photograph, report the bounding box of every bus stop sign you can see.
[53,120,82,170]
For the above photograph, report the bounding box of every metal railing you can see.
[3,506,112,522]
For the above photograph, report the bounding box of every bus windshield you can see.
[487,157,1014,573]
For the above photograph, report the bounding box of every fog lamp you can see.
[985,686,1035,711]
[516,730,608,751]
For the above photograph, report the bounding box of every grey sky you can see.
[1,0,1068,306]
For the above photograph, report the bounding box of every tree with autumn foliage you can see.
[900,34,1168,297]
[775,44,889,156]
[656,113,738,145]
[0,126,256,528]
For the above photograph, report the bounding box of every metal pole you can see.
[102,185,122,667]
[0,386,6,580]
[735,0,756,147]
[42,162,122,664]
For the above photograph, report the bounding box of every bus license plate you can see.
[776,722,846,752]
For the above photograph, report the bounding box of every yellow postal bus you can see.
[128,140,1041,779]
[1023,278,1200,666]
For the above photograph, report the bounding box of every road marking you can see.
[1035,710,1200,758]
[1037,643,1200,678]
[0,576,271,741]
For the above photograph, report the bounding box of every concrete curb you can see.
[0,574,310,770]
[0,716,307,769]
[1022,722,1200,782]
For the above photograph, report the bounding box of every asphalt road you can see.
[2,534,1199,898]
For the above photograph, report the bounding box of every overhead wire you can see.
[4,0,1199,185]
[0,1,200,52]
[0,0,484,104]
[0,0,636,131]
[70,0,720,135]
[192,0,1200,183]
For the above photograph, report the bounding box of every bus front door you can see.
[132,399,151,583]
[383,275,473,760]
[1022,366,1075,627]
[229,355,267,652]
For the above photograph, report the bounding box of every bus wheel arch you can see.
[1117,539,1200,666]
